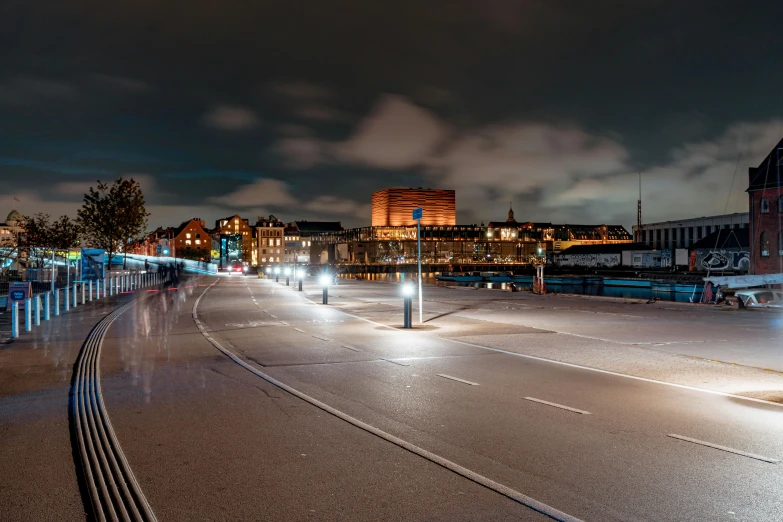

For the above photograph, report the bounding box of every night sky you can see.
[2,1,782,231]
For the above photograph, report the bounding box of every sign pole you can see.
[412,207,423,324]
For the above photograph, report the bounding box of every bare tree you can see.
[77,177,150,271]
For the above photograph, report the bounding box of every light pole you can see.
[413,207,423,323]
[274,266,280,283]
[401,283,414,328]
[284,267,291,286]
[297,268,303,291]
[319,274,331,304]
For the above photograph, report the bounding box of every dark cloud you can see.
[1,1,782,230]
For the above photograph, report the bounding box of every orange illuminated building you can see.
[371,188,456,226]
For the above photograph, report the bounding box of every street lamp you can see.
[284,267,291,286]
[274,266,280,282]
[295,268,303,291]
[319,274,331,304]
[401,283,414,328]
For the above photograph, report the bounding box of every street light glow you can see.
[265,267,271,274]
[284,267,291,275]
[401,283,414,296]
[274,267,280,274]
[319,274,331,287]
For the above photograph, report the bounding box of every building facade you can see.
[172,218,211,259]
[0,210,23,246]
[747,138,783,275]
[284,221,343,264]
[310,221,632,266]
[371,188,456,227]
[215,214,254,264]
[256,215,285,266]
[632,213,749,251]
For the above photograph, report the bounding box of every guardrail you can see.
[6,270,166,340]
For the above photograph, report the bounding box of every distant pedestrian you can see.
[144,259,150,272]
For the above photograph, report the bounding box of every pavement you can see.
[1,275,782,521]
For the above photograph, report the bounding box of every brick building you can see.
[371,188,456,227]
[172,218,211,259]
[747,138,783,275]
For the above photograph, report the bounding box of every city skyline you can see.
[2,1,782,231]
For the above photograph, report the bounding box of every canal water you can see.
[337,273,704,303]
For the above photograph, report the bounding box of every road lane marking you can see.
[312,335,331,341]
[293,328,305,333]
[269,314,278,319]
[524,397,591,415]
[437,374,479,386]
[342,345,361,352]
[316,302,783,409]
[279,321,289,326]
[667,434,779,464]
[193,283,583,522]
[380,358,410,366]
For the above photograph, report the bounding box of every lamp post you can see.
[401,283,414,328]
[274,266,280,283]
[319,274,331,304]
[284,267,291,286]
[297,268,303,291]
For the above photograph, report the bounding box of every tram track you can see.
[70,300,157,522]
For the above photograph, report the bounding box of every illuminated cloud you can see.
[200,104,260,131]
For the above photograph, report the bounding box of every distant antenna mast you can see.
[637,173,642,241]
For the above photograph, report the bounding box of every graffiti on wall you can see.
[695,249,749,272]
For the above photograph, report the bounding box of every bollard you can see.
[286,276,290,286]
[323,286,328,305]
[25,298,31,332]
[298,279,303,291]
[11,302,19,338]
[44,292,51,321]
[88,280,93,302]
[54,290,60,317]
[64,287,70,311]
[34,295,41,326]
[110,276,115,295]
[402,284,414,328]
[72,284,78,308]
[81,282,86,305]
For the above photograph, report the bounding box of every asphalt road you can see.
[2,275,782,521]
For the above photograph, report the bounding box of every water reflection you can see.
[338,273,702,302]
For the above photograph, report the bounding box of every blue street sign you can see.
[412,207,423,220]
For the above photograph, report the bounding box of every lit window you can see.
[186,240,191,245]
[195,239,201,245]
[235,219,239,224]
[276,239,281,246]
[760,231,770,257]
[186,233,191,238]
[262,257,266,263]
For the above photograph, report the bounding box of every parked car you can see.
[734,289,783,309]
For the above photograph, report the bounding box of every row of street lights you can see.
[266,266,415,328]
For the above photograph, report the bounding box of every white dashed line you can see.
[380,358,410,366]
[293,328,305,333]
[312,335,331,342]
[342,345,361,352]
[667,434,779,463]
[437,374,479,386]
[524,397,591,415]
